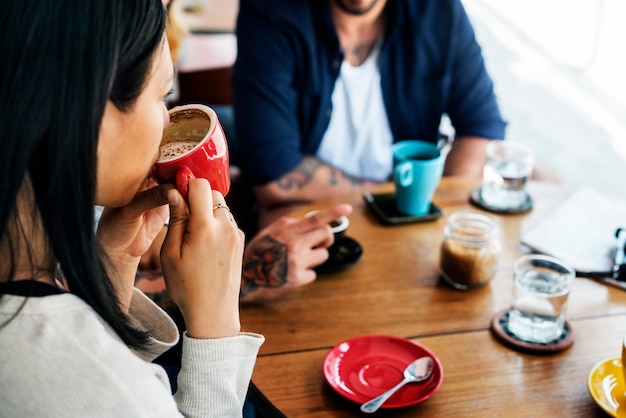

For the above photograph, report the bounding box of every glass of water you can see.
[507,255,575,344]
[481,141,534,210]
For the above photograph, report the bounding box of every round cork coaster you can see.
[470,187,533,215]
[490,309,574,354]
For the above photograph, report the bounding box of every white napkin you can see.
[521,187,626,272]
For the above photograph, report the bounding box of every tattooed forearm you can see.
[340,168,362,186]
[329,166,361,186]
[276,156,324,190]
[276,156,362,191]
[240,235,288,297]
[329,166,339,186]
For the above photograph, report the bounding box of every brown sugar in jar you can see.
[440,211,501,290]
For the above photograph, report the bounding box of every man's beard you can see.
[331,0,381,15]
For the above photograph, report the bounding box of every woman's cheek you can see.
[162,104,170,130]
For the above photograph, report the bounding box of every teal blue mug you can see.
[392,140,445,216]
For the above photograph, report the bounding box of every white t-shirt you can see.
[316,40,394,182]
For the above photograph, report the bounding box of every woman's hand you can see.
[97,179,173,312]
[161,178,245,339]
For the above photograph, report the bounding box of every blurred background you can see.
[464,0,626,199]
[175,0,626,199]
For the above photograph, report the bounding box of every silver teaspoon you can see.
[360,356,434,413]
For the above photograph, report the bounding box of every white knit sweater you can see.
[0,287,264,417]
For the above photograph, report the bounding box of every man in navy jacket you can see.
[233,0,506,226]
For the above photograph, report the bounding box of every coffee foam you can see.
[159,108,211,161]
[160,141,199,160]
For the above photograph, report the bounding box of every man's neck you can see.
[330,0,387,66]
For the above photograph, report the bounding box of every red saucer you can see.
[323,335,443,409]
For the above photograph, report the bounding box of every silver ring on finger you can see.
[212,203,231,213]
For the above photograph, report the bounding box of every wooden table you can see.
[239,177,626,417]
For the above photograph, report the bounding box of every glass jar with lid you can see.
[440,211,501,290]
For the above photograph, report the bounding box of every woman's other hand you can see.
[97,179,172,311]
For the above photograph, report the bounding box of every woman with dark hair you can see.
[0,0,263,416]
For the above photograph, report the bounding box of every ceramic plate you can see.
[587,357,626,417]
[323,335,443,409]
[315,236,363,274]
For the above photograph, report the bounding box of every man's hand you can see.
[240,204,353,302]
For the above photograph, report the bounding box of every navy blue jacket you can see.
[232,0,506,185]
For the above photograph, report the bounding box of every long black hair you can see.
[0,0,167,347]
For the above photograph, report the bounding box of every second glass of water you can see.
[507,255,575,344]
[481,141,534,210]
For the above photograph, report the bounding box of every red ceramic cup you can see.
[153,104,230,199]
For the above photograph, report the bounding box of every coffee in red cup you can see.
[153,104,230,199]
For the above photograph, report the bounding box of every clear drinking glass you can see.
[507,255,575,344]
[481,141,534,209]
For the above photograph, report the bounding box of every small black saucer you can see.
[363,191,443,225]
[315,236,363,275]
[490,309,574,354]
[470,187,533,214]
